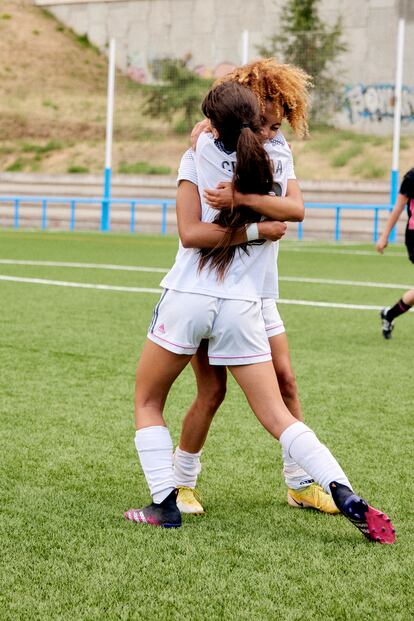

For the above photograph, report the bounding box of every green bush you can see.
[331,144,364,167]
[6,159,25,172]
[67,165,89,173]
[21,141,64,154]
[142,57,212,133]
[118,161,171,175]
[352,159,386,179]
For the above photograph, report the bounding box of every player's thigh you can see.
[268,332,295,381]
[136,339,192,405]
[191,339,227,396]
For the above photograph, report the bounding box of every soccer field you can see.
[1,230,413,620]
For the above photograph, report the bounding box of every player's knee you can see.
[135,389,164,411]
[278,371,298,401]
[198,381,227,415]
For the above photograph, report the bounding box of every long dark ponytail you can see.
[198,82,274,279]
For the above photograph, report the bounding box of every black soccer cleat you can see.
[329,481,396,544]
[380,307,394,340]
[124,488,182,528]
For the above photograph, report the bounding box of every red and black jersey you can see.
[400,168,414,263]
[400,168,414,231]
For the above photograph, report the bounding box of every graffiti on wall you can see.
[344,83,414,124]
[127,52,236,84]
[127,52,147,83]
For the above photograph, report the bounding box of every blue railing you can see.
[300,203,394,242]
[0,195,393,241]
[0,196,175,235]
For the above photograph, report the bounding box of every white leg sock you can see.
[173,447,202,488]
[282,446,314,490]
[279,422,353,494]
[135,426,175,504]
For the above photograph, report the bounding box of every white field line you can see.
[0,259,411,290]
[2,273,411,312]
[0,275,160,294]
[279,276,413,290]
[0,259,168,273]
[281,246,406,257]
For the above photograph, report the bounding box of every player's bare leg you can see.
[125,340,192,528]
[269,333,339,514]
[175,340,227,514]
[380,287,414,339]
[229,362,396,544]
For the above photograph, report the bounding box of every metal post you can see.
[101,38,116,232]
[390,17,405,207]
[334,207,341,242]
[130,201,136,233]
[161,202,168,235]
[41,199,47,230]
[373,207,379,242]
[70,200,76,231]
[14,199,20,228]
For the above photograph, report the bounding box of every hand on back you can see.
[259,220,287,241]
[191,119,212,150]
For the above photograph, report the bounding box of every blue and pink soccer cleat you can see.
[124,488,181,528]
[330,481,396,544]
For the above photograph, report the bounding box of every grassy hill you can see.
[0,0,412,181]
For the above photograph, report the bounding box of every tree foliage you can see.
[257,0,347,122]
[142,57,212,133]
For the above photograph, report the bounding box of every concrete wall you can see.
[35,0,414,133]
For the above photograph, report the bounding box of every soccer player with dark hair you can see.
[376,167,414,339]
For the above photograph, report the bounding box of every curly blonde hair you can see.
[216,58,312,137]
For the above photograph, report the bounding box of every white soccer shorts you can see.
[148,289,272,366]
[262,298,285,338]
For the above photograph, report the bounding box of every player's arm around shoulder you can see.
[177,181,285,247]
[233,179,304,223]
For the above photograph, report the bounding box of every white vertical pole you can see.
[241,30,249,65]
[105,38,116,171]
[390,17,405,201]
[101,37,116,231]
[389,16,405,242]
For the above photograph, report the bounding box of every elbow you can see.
[179,230,197,248]
[296,206,305,222]
[180,234,193,248]
[290,204,305,222]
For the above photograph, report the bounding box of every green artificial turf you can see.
[0,231,413,620]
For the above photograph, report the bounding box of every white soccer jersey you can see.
[176,130,295,193]
[162,130,295,301]
[163,133,276,300]
[176,148,198,187]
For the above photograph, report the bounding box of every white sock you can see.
[282,446,314,490]
[174,447,202,488]
[135,426,175,504]
[279,422,353,494]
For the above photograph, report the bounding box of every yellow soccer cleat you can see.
[287,483,340,514]
[176,486,205,515]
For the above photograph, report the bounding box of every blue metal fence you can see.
[0,195,393,242]
[0,196,176,235]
